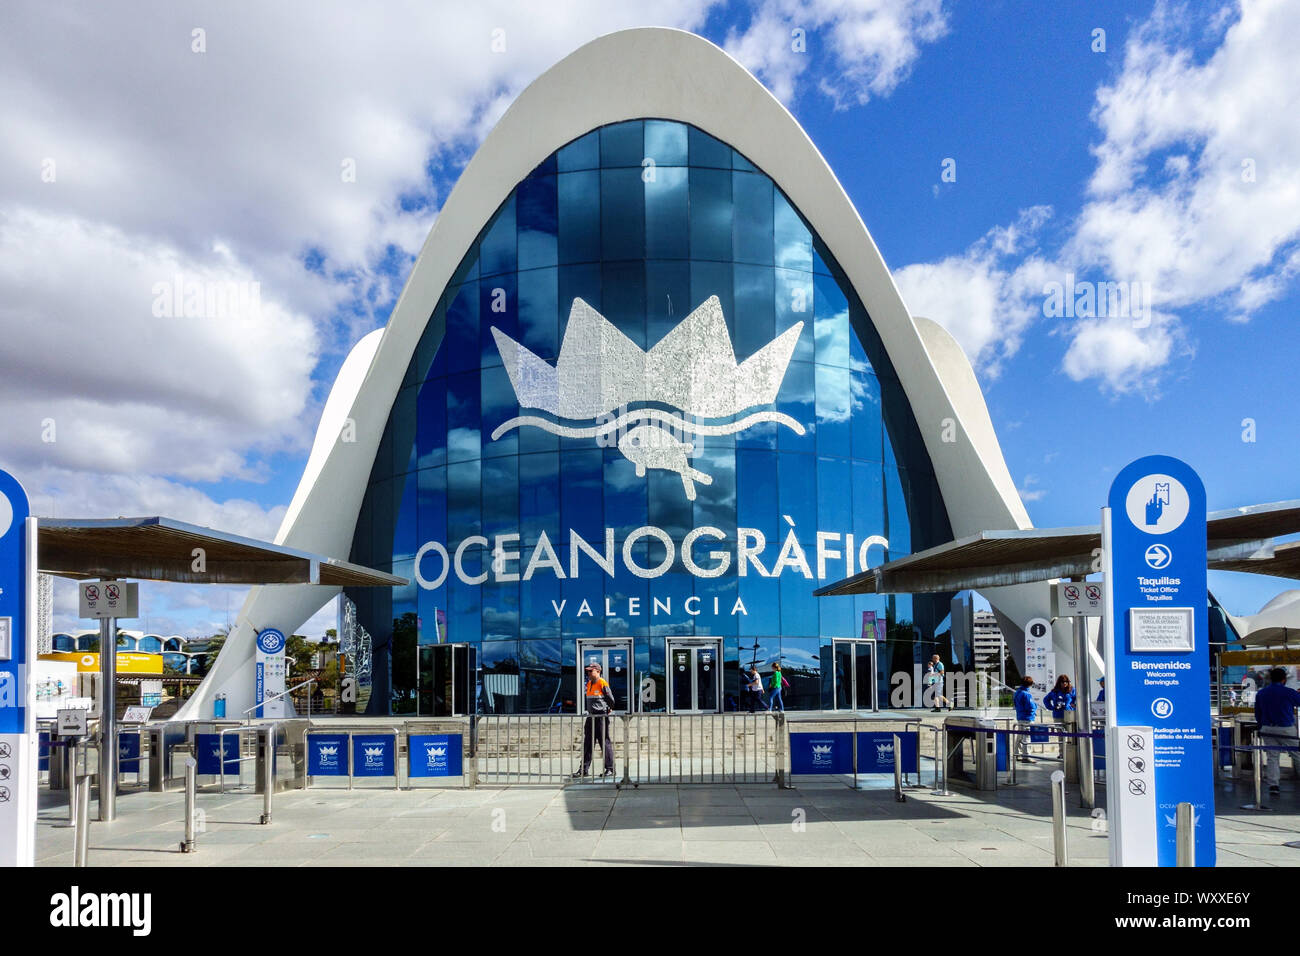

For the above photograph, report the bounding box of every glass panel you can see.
[645,165,689,260]
[781,637,821,711]
[689,167,732,262]
[599,120,643,167]
[671,647,693,712]
[688,125,732,169]
[479,195,516,277]
[773,189,812,273]
[644,120,688,165]
[517,175,558,271]
[520,639,563,713]
[834,642,853,709]
[558,171,600,264]
[480,640,521,714]
[606,642,632,712]
[480,272,516,370]
[446,283,479,375]
[557,130,599,171]
[391,610,417,714]
[733,171,774,265]
[696,644,719,711]
[855,643,875,710]
[600,168,644,261]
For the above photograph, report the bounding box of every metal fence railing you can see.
[472,713,785,787]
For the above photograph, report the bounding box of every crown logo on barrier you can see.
[490,296,805,499]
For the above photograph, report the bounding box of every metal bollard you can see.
[892,734,906,803]
[1050,769,1068,867]
[260,728,273,825]
[1175,802,1195,866]
[65,743,78,828]
[930,726,951,796]
[1242,732,1270,811]
[181,758,197,853]
[73,774,91,867]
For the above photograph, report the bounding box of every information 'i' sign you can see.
[1103,455,1214,866]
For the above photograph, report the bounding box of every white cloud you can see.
[1075,0,1300,315]
[893,207,1054,376]
[1016,474,1046,503]
[900,0,1300,394]
[725,0,949,106]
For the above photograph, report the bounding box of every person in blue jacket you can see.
[1043,675,1077,759]
[1013,675,1038,762]
[1043,675,1077,718]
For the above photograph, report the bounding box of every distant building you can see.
[972,611,1007,678]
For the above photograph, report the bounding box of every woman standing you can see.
[1043,675,1077,759]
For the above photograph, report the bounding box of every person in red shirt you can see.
[574,662,616,778]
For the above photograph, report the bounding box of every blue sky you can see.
[1,0,1295,636]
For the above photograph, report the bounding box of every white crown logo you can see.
[490,296,804,499]
[811,744,833,755]
[426,746,447,757]
[318,746,338,756]
[364,747,384,758]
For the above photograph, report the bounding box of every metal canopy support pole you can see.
[1071,582,1095,810]
[99,605,118,822]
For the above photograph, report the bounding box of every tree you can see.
[288,634,315,677]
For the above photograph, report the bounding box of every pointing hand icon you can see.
[1144,492,1164,526]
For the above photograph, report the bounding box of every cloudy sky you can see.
[1,0,1296,638]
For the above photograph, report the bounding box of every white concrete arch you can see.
[179,27,1048,719]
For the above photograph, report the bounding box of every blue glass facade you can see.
[347,120,953,715]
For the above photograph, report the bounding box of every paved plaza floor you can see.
[33,757,1300,867]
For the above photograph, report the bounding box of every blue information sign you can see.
[0,471,30,738]
[351,734,396,778]
[409,734,463,778]
[0,470,33,867]
[118,733,141,774]
[1106,455,1214,866]
[195,733,241,776]
[855,731,919,773]
[38,732,49,773]
[307,733,349,776]
[790,732,853,774]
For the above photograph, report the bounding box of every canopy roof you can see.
[815,499,1300,597]
[37,516,406,587]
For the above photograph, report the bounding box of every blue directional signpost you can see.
[254,627,288,718]
[0,469,35,867]
[1103,455,1214,866]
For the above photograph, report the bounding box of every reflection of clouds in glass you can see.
[814,309,849,365]
[774,237,812,272]
[816,365,852,424]
[849,359,880,415]
[447,427,479,461]
[483,606,519,639]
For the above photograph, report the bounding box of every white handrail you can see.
[242,678,317,723]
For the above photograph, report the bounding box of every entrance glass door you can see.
[418,643,476,716]
[576,639,633,713]
[667,640,721,713]
[832,640,877,711]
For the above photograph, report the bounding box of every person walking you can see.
[768,664,789,712]
[573,661,616,778]
[1013,675,1038,762]
[743,665,765,713]
[927,654,949,712]
[1254,667,1300,795]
